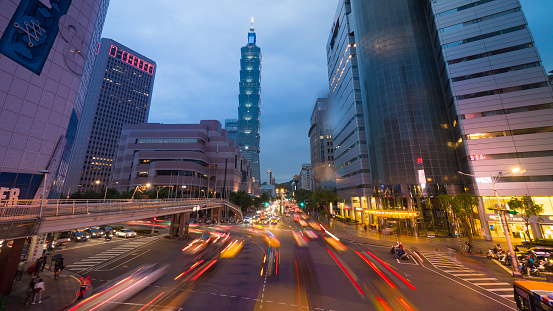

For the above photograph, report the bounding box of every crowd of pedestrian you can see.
[15,253,65,306]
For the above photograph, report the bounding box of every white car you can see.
[116,229,137,238]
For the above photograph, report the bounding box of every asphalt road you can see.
[58,214,518,310]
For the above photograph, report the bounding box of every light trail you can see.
[327,248,365,295]
[355,251,397,289]
[364,250,416,290]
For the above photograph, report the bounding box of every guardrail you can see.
[0,198,241,220]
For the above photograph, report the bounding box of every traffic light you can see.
[507,210,518,215]
[264,202,269,207]
[300,202,304,207]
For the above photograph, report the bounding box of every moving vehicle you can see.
[72,231,88,242]
[513,280,553,310]
[244,217,251,223]
[85,228,102,238]
[270,218,279,225]
[116,229,137,238]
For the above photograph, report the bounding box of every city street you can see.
[57,214,518,310]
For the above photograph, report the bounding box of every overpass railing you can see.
[0,198,227,220]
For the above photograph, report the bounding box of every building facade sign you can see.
[0,0,72,75]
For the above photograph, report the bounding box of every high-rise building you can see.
[237,18,261,185]
[326,0,371,213]
[342,0,553,239]
[0,0,109,201]
[349,0,462,233]
[225,118,238,142]
[427,0,553,239]
[65,39,156,194]
[308,98,336,190]
[298,163,313,191]
[112,121,253,197]
[267,169,273,185]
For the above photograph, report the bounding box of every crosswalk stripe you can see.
[499,294,513,298]
[487,288,514,292]
[450,273,485,276]
[461,278,498,281]
[471,283,511,286]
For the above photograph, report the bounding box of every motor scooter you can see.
[104,233,112,241]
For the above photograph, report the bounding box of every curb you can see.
[56,271,94,311]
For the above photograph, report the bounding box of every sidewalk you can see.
[6,268,81,311]
[328,219,525,254]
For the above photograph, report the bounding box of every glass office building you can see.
[0,0,109,201]
[326,0,372,220]
[236,21,261,185]
[308,98,336,190]
[350,0,462,235]
[65,38,156,194]
[225,118,238,142]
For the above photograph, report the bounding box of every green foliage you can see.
[260,192,270,204]
[438,193,478,244]
[311,188,338,209]
[229,191,254,213]
[294,189,313,206]
[508,196,544,245]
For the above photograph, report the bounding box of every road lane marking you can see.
[488,288,515,292]
[471,283,511,286]
[450,273,485,276]
[421,265,516,309]
[462,278,498,281]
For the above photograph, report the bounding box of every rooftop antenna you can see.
[250,16,255,32]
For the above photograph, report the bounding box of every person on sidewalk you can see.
[14,259,26,283]
[34,258,42,277]
[54,258,65,279]
[27,261,38,281]
[40,255,47,272]
[32,278,44,304]
[24,277,37,306]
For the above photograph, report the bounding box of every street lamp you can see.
[66,184,81,199]
[38,170,49,218]
[102,181,119,200]
[131,183,151,200]
[153,186,168,200]
[458,168,525,276]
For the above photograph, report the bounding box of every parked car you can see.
[72,231,88,242]
[116,229,137,238]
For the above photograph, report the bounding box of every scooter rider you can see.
[104,231,112,241]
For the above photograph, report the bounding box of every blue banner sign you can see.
[0,0,72,75]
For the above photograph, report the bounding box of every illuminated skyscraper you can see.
[237,18,261,185]
[65,39,156,194]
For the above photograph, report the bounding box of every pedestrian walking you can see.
[54,257,65,279]
[24,277,37,306]
[77,278,88,299]
[34,258,42,277]
[40,255,47,271]
[14,259,26,283]
[33,278,44,304]
[27,261,38,281]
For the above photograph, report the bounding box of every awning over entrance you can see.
[366,209,420,219]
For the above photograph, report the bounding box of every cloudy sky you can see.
[101,0,552,184]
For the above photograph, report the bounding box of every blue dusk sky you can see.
[101,0,552,184]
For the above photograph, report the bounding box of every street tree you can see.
[438,193,478,245]
[508,196,544,246]
[294,189,313,207]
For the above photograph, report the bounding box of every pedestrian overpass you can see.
[0,198,243,240]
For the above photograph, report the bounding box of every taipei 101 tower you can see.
[237,18,262,185]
